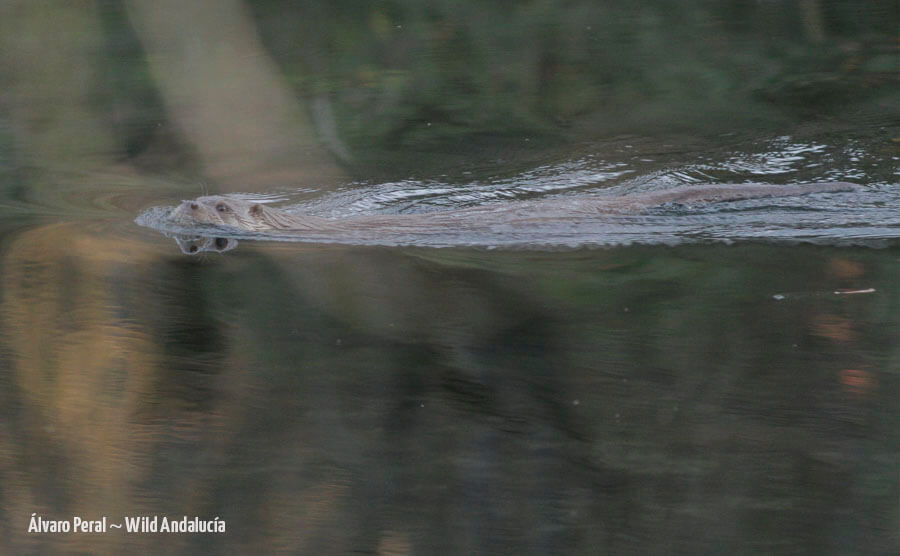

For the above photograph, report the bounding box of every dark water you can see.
[1,1,899,554]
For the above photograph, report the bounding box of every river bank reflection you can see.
[1,219,895,553]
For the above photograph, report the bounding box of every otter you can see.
[170,182,861,235]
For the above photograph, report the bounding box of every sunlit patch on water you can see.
[657,135,897,186]
[712,137,830,176]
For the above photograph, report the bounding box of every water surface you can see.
[1,1,898,554]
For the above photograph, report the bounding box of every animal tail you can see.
[636,181,861,206]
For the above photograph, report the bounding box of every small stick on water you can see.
[772,287,875,300]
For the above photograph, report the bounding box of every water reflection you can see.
[1,224,896,553]
[173,235,238,255]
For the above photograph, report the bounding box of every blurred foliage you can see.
[0,0,897,184]
[246,0,899,151]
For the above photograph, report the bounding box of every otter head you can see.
[170,196,279,231]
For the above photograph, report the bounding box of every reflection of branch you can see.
[127,0,344,189]
[311,95,353,164]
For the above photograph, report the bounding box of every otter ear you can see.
[249,204,264,217]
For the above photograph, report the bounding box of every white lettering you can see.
[124,516,139,533]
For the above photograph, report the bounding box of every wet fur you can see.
[171,182,861,233]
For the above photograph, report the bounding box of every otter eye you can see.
[214,238,229,250]
[190,202,199,210]
[216,203,228,212]
[189,245,198,253]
